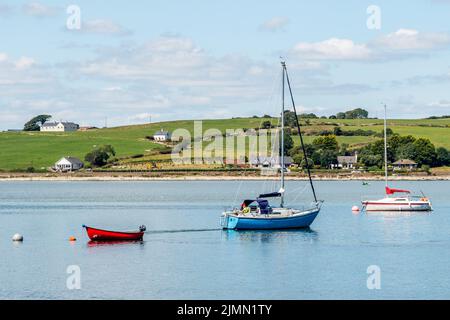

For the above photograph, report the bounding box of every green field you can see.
[0,117,449,171]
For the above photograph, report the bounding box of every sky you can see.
[1,0,450,130]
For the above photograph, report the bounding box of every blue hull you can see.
[222,209,320,230]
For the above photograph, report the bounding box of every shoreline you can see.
[1,172,449,181]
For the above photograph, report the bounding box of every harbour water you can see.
[0,180,448,299]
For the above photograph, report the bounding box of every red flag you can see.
[385,186,410,195]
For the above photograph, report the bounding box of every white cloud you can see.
[82,19,131,36]
[15,56,35,69]
[259,16,289,32]
[291,29,450,62]
[428,99,450,108]
[374,29,450,51]
[0,52,8,62]
[293,38,372,60]
[23,2,58,17]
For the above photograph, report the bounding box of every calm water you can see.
[0,180,448,299]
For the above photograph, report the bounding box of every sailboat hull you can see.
[362,200,432,212]
[221,208,320,230]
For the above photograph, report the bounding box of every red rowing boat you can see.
[83,225,146,241]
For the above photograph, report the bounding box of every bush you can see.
[85,145,116,167]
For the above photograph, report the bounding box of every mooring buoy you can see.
[12,233,23,242]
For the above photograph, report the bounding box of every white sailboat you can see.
[221,61,323,230]
[362,105,432,212]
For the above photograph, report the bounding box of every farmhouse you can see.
[250,156,293,168]
[153,129,171,141]
[54,157,84,172]
[332,153,358,169]
[393,159,417,171]
[40,121,79,132]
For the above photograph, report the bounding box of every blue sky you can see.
[1,0,450,129]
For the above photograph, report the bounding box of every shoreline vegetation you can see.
[1,171,449,181]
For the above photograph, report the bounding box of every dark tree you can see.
[436,147,450,166]
[85,145,116,167]
[281,131,294,155]
[344,108,369,119]
[23,114,52,131]
[410,138,436,166]
[333,127,343,136]
[312,135,339,151]
[260,120,272,129]
[283,110,297,128]
[336,112,346,119]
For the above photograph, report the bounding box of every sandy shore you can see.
[0,172,449,181]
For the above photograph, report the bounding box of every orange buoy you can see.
[69,236,77,242]
[351,205,360,212]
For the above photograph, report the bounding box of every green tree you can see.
[336,112,346,119]
[436,147,450,166]
[344,108,369,119]
[300,157,314,169]
[283,110,297,128]
[312,135,339,151]
[260,120,272,129]
[23,114,52,131]
[411,138,436,166]
[85,145,116,167]
[281,131,294,155]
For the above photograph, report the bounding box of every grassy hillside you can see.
[0,117,449,171]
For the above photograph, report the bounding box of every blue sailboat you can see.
[221,61,323,230]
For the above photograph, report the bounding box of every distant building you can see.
[40,121,79,132]
[249,156,293,168]
[153,129,171,141]
[54,157,84,172]
[332,153,358,169]
[393,159,417,171]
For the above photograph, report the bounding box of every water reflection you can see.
[86,240,145,248]
[365,211,433,218]
[222,228,319,243]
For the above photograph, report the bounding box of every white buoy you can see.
[352,206,360,212]
[12,233,23,242]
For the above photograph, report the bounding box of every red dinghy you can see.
[83,225,146,241]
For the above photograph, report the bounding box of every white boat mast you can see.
[384,104,388,188]
[280,62,285,207]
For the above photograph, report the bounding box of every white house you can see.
[40,121,79,132]
[55,157,84,172]
[153,129,171,141]
[393,159,417,171]
[331,153,358,169]
[249,156,293,168]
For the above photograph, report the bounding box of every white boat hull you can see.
[362,198,432,212]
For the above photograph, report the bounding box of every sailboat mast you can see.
[283,61,318,203]
[384,104,388,188]
[280,62,285,207]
